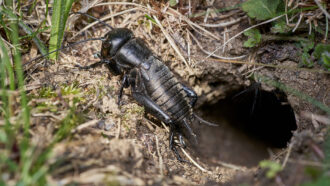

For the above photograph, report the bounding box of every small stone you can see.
[96,120,105,129]
[104,123,113,131]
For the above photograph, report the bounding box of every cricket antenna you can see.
[24,11,115,67]
[70,12,114,30]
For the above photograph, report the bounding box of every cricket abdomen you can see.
[144,57,192,122]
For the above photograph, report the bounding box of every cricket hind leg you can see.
[169,124,189,162]
[181,84,218,127]
[193,113,219,127]
[182,118,198,145]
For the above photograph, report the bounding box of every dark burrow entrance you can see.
[191,84,297,168]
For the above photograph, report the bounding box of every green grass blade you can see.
[0,12,12,47]
[0,38,15,147]
[35,0,50,38]
[2,8,30,134]
[0,16,15,91]
[0,38,15,91]
[4,8,32,183]
[48,0,74,60]
[1,6,48,57]
[18,21,48,56]
[324,130,330,168]
[28,0,38,15]
[4,0,13,7]
[0,39,11,122]
[28,105,81,184]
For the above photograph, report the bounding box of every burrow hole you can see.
[192,84,297,167]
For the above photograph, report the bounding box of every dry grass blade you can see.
[214,160,246,171]
[76,119,99,131]
[167,7,222,41]
[188,30,247,60]
[203,14,286,61]
[153,15,190,69]
[282,142,294,168]
[160,122,208,173]
[313,0,330,19]
[60,165,145,185]
[78,0,102,13]
[287,159,324,167]
[181,148,208,172]
[71,7,139,39]
[155,135,164,176]
[301,112,330,125]
[116,118,121,139]
[96,2,147,9]
[209,58,330,74]
[200,16,246,28]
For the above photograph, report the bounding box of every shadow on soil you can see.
[191,85,297,168]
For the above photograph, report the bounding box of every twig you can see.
[214,160,246,170]
[155,135,164,176]
[76,119,99,131]
[188,0,192,16]
[116,117,121,139]
[314,0,330,20]
[186,30,191,66]
[287,158,323,167]
[301,111,330,125]
[160,121,169,132]
[285,0,289,25]
[292,13,303,32]
[204,8,210,23]
[282,142,294,168]
[32,113,63,121]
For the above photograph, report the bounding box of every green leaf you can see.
[324,131,330,168]
[321,52,330,69]
[302,175,330,186]
[300,52,314,68]
[301,40,314,53]
[0,130,7,143]
[145,14,157,24]
[271,20,291,34]
[243,28,261,47]
[313,44,329,58]
[169,0,178,7]
[259,160,283,178]
[48,0,74,60]
[241,0,283,20]
[313,44,330,70]
[297,40,314,68]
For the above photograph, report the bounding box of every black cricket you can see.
[95,28,218,161]
[28,13,218,161]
